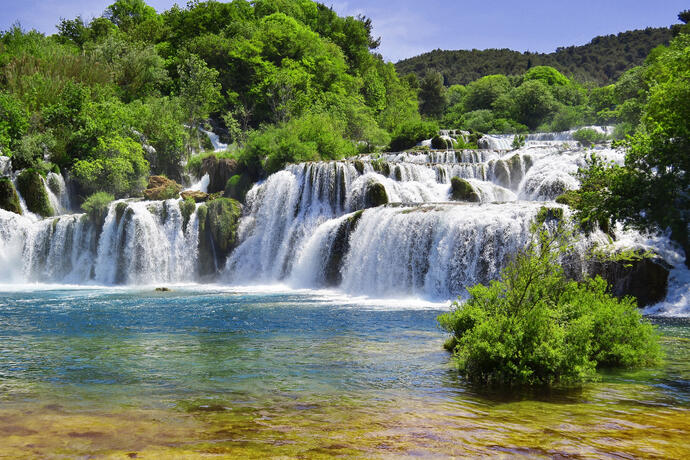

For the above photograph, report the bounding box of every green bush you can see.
[511,134,526,150]
[80,191,114,222]
[389,120,439,151]
[438,219,661,386]
[573,128,607,146]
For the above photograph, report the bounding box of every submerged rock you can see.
[154,287,171,292]
[0,177,22,215]
[450,177,480,202]
[143,176,181,201]
[16,169,54,217]
[589,251,670,307]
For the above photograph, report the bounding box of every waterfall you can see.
[1,127,688,313]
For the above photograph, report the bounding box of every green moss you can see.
[0,177,22,215]
[115,201,128,225]
[197,199,241,276]
[15,168,54,217]
[81,191,114,222]
[431,135,449,149]
[353,160,364,174]
[364,182,388,208]
[224,173,253,202]
[537,206,564,223]
[450,177,480,202]
[371,158,390,176]
[180,197,196,232]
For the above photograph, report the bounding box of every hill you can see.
[395,26,675,86]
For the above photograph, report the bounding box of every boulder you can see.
[180,190,208,202]
[450,177,480,202]
[589,251,670,307]
[201,155,239,194]
[143,176,181,201]
[363,181,388,208]
[0,177,22,215]
[15,169,54,217]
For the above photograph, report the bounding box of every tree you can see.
[104,0,157,31]
[510,80,557,129]
[177,54,221,154]
[418,71,447,118]
[464,74,511,112]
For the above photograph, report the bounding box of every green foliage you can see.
[418,71,447,118]
[396,27,674,86]
[438,220,662,386]
[573,128,607,146]
[80,191,114,222]
[71,135,149,197]
[511,134,525,150]
[464,75,511,112]
[389,120,438,151]
[0,91,29,154]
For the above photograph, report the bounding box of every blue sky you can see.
[1,0,687,62]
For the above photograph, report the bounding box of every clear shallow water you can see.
[0,287,688,458]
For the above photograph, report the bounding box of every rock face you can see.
[363,181,388,208]
[201,155,239,194]
[15,169,54,217]
[180,190,208,202]
[589,252,670,307]
[0,177,22,215]
[143,176,181,201]
[450,177,480,202]
[324,210,363,285]
[197,198,242,276]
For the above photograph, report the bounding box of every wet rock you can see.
[324,210,363,285]
[143,176,181,201]
[353,160,364,175]
[154,287,171,292]
[450,177,480,202]
[15,169,54,217]
[197,198,242,276]
[364,181,388,208]
[0,177,22,215]
[180,190,208,202]
[589,251,670,307]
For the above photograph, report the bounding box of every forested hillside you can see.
[396,27,676,86]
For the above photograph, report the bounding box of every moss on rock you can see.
[197,198,241,276]
[143,176,181,201]
[353,160,364,174]
[0,177,22,215]
[364,181,388,208]
[450,177,480,202]
[224,173,253,203]
[15,169,54,217]
[180,197,196,232]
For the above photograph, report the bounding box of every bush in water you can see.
[438,217,661,386]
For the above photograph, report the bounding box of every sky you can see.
[1,0,687,62]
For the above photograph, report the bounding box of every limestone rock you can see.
[15,169,54,217]
[180,190,208,202]
[201,155,239,194]
[143,176,181,201]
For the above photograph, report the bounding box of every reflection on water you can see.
[0,288,688,457]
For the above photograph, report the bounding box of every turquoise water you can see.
[0,287,689,457]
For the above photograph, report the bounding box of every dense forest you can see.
[396,26,677,86]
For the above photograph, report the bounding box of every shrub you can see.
[438,219,661,386]
[389,119,438,151]
[511,134,526,150]
[80,191,114,222]
[573,128,607,146]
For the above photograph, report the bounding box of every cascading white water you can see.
[0,199,200,285]
[1,128,687,314]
